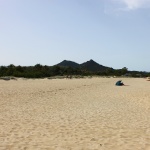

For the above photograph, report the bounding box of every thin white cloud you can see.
[112,0,150,10]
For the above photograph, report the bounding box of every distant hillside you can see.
[56,59,112,72]
[80,59,111,72]
[0,61,149,78]
[57,60,80,68]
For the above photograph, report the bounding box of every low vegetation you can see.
[0,64,149,78]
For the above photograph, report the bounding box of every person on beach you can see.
[116,80,124,86]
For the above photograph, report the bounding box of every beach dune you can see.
[0,78,150,150]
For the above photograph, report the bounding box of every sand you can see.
[0,77,150,150]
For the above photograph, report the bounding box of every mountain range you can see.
[56,59,113,72]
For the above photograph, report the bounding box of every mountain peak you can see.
[88,59,96,63]
[89,59,94,62]
[84,59,99,65]
[57,60,79,68]
[80,59,110,72]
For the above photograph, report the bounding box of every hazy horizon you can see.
[0,0,150,71]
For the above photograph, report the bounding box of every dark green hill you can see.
[80,59,111,72]
[57,60,80,68]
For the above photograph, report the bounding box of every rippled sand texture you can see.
[0,78,150,150]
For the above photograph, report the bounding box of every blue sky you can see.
[0,0,150,71]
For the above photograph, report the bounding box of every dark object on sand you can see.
[116,80,124,86]
[0,76,17,81]
[0,77,10,81]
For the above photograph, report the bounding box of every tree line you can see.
[0,64,149,78]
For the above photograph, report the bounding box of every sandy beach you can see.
[0,77,150,150]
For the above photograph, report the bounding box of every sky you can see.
[0,0,150,71]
